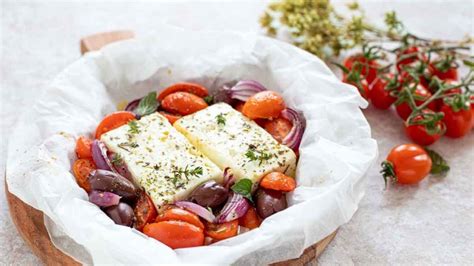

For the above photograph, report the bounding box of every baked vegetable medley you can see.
[72,81,306,248]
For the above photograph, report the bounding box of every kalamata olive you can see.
[89,169,137,200]
[255,188,287,219]
[189,181,228,208]
[105,202,135,227]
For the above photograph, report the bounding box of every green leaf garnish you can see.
[231,178,253,202]
[426,148,450,175]
[204,95,214,105]
[216,113,226,126]
[135,91,158,117]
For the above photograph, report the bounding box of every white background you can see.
[1,0,473,264]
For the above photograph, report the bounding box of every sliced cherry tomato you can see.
[242,91,286,119]
[260,172,296,192]
[385,144,432,185]
[134,190,158,231]
[75,136,93,159]
[369,75,398,109]
[72,159,96,192]
[263,117,292,143]
[143,221,204,249]
[396,46,427,71]
[429,61,458,81]
[161,92,208,116]
[157,82,209,101]
[395,84,436,120]
[441,103,472,138]
[95,111,136,139]
[205,220,239,241]
[343,54,379,84]
[155,207,204,229]
[343,77,370,100]
[239,207,261,230]
[159,111,182,124]
[404,110,445,146]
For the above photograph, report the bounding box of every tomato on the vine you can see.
[343,54,379,84]
[440,102,472,138]
[396,46,427,71]
[429,58,458,81]
[395,84,436,120]
[404,110,445,146]
[343,76,370,100]
[369,74,398,109]
[382,144,432,185]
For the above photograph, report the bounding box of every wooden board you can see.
[5,31,337,265]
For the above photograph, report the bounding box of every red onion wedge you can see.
[223,167,236,189]
[91,140,114,171]
[175,201,216,223]
[225,80,267,102]
[108,152,133,181]
[124,98,141,113]
[216,192,250,224]
[89,190,121,207]
[281,108,306,152]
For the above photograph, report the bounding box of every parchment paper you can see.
[6,26,377,265]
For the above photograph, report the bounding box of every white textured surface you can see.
[0,0,473,265]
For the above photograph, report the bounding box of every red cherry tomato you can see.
[143,221,204,249]
[343,77,370,100]
[205,220,239,241]
[396,46,427,71]
[429,61,458,81]
[385,144,432,185]
[263,117,292,143]
[440,103,472,138]
[95,111,136,139]
[75,136,93,159]
[434,80,462,110]
[369,75,398,109]
[242,91,286,119]
[343,54,379,84]
[470,95,474,129]
[134,190,158,231]
[404,110,445,146]
[395,84,436,120]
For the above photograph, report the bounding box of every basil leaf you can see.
[135,91,158,117]
[426,148,450,175]
[231,178,253,202]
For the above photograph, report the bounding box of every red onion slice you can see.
[281,108,306,152]
[216,192,250,224]
[108,152,133,181]
[175,201,216,223]
[89,190,121,207]
[225,80,267,102]
[91,140,114,171]
[124,98,141,113]
[223,167,236,189]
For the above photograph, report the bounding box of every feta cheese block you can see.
[174,103,297,184]
[100,112,222,209]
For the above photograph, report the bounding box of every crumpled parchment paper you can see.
[6,26,377,265]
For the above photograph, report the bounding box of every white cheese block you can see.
[101,112,222,209]
[174,103,297,185]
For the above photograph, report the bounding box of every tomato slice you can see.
[159,111,182,125]
[161,92,208,115]
[263,117,292,143]
[242,91,286,119]
[134,190,158,231]
[72,159,96,192]
[95,111,136,139]
[158,82,209,101]
[155,207,204,229]
[205,220,239,241]
[144,221,204,249]
[75,136,93,159]
[238,207,261,229]
[260,172,296,192]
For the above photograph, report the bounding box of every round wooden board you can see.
[5,180,337,265]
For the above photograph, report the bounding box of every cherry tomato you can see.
[440,103,472,138]
[161,92,208,115]
[239,207,261,230]
[95,111,136,139]
[434,81,461,110]
[157,82,209,101]
[386,144,432,185]
[396,46,427,71]
[343,54,379,84]
[429,62,458,81]
[395,84,436,120]
[143,221,204,249]
[155,207,204,230]
[404,110,445,146]
[369,75,398,109]
[205,220,239,241]
[159,111,182,124]
[134,190,158,231]
[242,91,286,119]
[75,136,93,159]
[263,117,292,143]
[72,159,96,192]
[260,172,296,192]
[470,95,474,129]
[343,77,370,100]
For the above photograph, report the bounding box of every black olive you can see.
[255,188,287,219]
[189,181,228,208]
